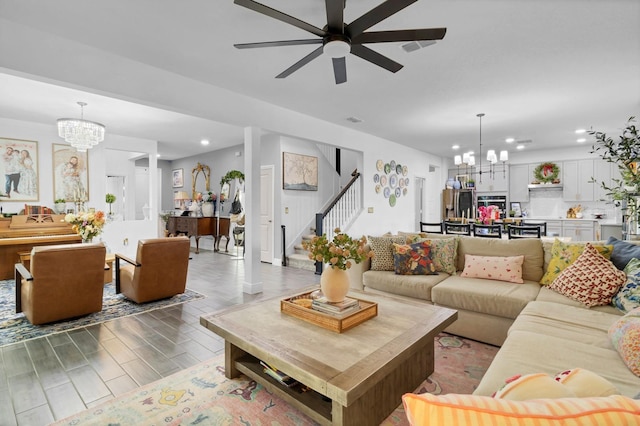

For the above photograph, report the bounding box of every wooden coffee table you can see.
[200,288,457,426]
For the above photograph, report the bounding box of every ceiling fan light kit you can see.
[233,0,446,84]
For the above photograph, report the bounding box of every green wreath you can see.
[533,162,559,183]
[219,170,245,186]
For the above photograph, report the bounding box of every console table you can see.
[167,216,230,253]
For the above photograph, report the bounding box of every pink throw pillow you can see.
[460,254,524,283]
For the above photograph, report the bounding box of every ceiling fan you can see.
[233,0,447,84]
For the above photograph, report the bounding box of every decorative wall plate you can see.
[396,164,403,175]
[384,187,391,198]
[389,174,397,188]
[384,163,391,174]
[376,159,384,171]
[395,187,401,198]
[402,166,408,176]
[380,175,388,186]
[373,174,380,183]
[389,194,397,206]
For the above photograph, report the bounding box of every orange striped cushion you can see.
[402,393,640,425]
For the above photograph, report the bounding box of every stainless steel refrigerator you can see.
[442,189,475,220]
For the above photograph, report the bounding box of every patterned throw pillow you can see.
[612,258,640,313]
[460,254,524,284]
[549,243,626,307]
[607,236,640,270]
[367,235,407,271]
[392,242,437,275]
[402,393,640,425]
[412,237,458,275]
[540,239,613,285]
[608,307,640,377]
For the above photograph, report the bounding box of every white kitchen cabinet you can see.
[563,159,594,202]
[593,159,615,202]
[509,164,531,202]
[562,220,596,241]
[546,220,563,237]
[476,164,509,192]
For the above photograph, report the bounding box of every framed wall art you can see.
[172,168,184,188]
[53,143,89,202]
[0,137,39,201]
[283,152,318,191]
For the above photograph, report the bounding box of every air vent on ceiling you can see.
[516,139,533,145]
[346,116,363,123]
[400,40,437,53]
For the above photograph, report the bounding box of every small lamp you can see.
[174,191,190,210]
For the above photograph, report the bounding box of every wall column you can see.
[243,126,263,294]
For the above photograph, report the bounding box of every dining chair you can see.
[507,225,542,239]
[473,224,502,238]
[419,221,444,234]
[523,221,547,236]
[444,221,471,236]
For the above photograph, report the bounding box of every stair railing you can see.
[314,169,362,274]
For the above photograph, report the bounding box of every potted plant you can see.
[54,198,66,214]
[105,193,116,215]
[467,178,475,188]
[590,116,639,238]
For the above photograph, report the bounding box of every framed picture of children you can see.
[52,144,89,202]
[0,137,39,201]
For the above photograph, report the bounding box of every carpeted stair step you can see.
[287,253,316,271]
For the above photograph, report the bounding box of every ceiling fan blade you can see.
[276,46,324,79]
[234,0,326,37]
[325,0,344,34]
[350,45,403,73]
[235,39,322,49]
[346,0,417,38]
[332,57,347,84]
[353,28,447,44]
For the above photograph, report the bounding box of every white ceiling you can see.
[0,0,638,161]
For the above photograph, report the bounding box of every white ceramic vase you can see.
[202,202,214,217]
[320,266,350,303]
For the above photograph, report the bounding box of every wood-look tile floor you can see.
[0,246,319,426]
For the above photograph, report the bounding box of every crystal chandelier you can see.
[57,102,105,152]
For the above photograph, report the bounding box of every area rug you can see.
[52,333,498,425]
[0,279,205,347]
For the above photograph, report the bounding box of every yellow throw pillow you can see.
[540,239,613,285]
[402,393,640,426]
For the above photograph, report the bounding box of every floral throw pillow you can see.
[392,242,437,275]
[549,243,626,307]
[612,258,640,313]
[608,307,640,377]
[412,237,458,275]
[540,239,613,285]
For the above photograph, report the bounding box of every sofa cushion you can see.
[456,237,544,282]
[613,257,640,313]
[549,243,626,307]
[540,239,613,285]
[460,254,524,284]
[474,330,640,397]
[609,307,640,377]
[510,301,621,348]
[431,275,540,319]
[606,236,640,270]
[362,270,448,302]
[391,242,437,275]
[535,287,622,315]
[367,235,407,271]
[403,393,640,425]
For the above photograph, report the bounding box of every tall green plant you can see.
[590,116,639,207]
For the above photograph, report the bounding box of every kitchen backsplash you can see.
[521,188,621,221]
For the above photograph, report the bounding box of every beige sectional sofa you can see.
[348,234,640,398]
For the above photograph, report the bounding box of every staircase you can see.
[286,170,362,272]
[286,230,316,271]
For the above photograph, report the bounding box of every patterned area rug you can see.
[52,333,499,425]
[0,280,204,347]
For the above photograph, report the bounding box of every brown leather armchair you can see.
[15,242,107,325]
[115,237,190,303]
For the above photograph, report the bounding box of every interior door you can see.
[260,166,274,263]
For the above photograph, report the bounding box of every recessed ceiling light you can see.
[157,154,161,158]
[516,145,525,150]
[575,129,586,134]
[452,144,460,150]
[201,139,210,145]
[505,137,515,143]
[577,138,586,143]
